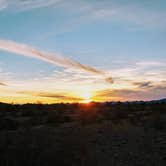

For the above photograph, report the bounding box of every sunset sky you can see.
[0,0,166,103]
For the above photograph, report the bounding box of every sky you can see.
[0,0,166,103]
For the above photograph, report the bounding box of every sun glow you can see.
[81,91,92,103]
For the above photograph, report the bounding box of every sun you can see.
[81,91,92,103]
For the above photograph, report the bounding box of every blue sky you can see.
[0,0,166,103]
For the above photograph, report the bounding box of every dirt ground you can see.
[0,121,166,166]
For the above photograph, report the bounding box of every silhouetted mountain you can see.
[149,98,166,103]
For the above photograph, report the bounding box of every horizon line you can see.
[0,98,165,105]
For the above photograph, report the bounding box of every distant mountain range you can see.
[124,98,166,104]
[149,98,166,103]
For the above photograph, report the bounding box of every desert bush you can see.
[0,118,18,130]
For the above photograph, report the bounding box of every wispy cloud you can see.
[0,0,63,11]
[90,4,166,28]
[0,81,7,86]
[0,0,7,10]
[15,0,62,10]
[133,81,154,89]
[0,39,113,83]
[35,92,83,101]
[1,1,165,31]
[43,1,166,38]
[18,90,83,102]
[136,61,165,67]
[94,81,166,101]
[95,89,165,102]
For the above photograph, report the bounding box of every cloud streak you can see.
[1,1,165,29]
[0,81,7,86]
[133,81,154,88]
[15,0,61,10]
[18,90,83,102]
[0,0,7,10]
[0,0,62,11]
[36,92,83,101]
[0,39,113,83]
[95,81,166,101]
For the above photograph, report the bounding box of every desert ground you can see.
[0,101,166,166]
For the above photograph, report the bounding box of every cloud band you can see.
[0,39,113,80]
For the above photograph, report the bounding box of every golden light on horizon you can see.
[80,91,92,103]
